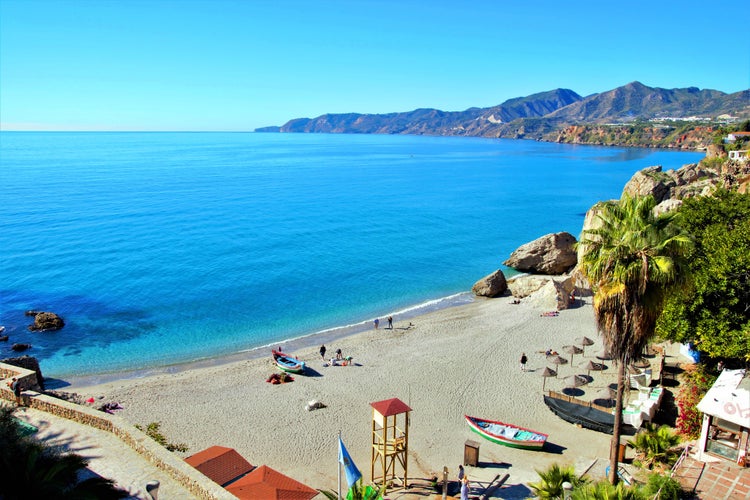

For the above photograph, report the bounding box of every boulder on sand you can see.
[504,232,577,275]
[472,269,508,297]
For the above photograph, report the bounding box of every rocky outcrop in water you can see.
[28,311,65,332]
[504,232,577,275]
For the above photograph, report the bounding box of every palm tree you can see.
[627,423,680,470]
[571,481,646,500]
[578,194,692,485]
[529,463,587,499]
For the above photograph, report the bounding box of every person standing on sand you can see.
[387,316,393,329]
[320,345,326,360]
[374,318,379,329]
[457,464,464,483]
[460,476,469,500]
[520,353,528,372]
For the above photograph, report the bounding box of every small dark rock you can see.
[28,311,65,332]
[0,335,8,342]
[11,343,32,352]
[25,310,40,316]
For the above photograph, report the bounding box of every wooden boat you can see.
[272,349,305,374]
[465,415,548,450]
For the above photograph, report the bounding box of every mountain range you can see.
[256,82,750,142]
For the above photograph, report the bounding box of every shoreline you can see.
[64,292,626,495]
[56,291,477,389]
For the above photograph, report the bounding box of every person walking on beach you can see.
[387,316,393,329]
[336,348,342,360]
[460,476,469,500]
[374,318,379,329]
[520,353,528,372]
[457,464,464,484]
[319,345,326,360]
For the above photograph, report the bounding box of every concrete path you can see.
[14,406,199,499]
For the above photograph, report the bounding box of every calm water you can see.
[0,132,703,378]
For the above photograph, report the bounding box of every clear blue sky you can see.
[1,0,748,131]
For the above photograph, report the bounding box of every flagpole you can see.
[338,430,342,500]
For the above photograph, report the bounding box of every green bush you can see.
[135,421,189,452]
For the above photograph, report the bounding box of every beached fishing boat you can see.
[465,415,548,450]
[272,349,305,374]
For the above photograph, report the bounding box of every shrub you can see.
[675,365,715,438]
[135,421,189,452]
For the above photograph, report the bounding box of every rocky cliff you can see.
[481,153,750,308]
[259,82,750,148]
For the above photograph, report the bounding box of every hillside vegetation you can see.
[257,82,750,150]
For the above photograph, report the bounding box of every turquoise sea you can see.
[0,132,704,380]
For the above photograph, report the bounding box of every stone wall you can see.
[0,362,234,500]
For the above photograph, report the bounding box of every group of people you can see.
[373,315,394,329]
[319,344,351,366]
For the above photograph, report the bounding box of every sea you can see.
[0,132,704,381]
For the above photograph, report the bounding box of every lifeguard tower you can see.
[370,398,411,490]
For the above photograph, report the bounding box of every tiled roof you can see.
[370,397,411,417]
[185,445,255,487]
[226,465,318,500]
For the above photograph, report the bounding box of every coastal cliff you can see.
[258,82,750,150]
[493,151,750,308]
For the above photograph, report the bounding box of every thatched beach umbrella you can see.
[595,348,613,361]
[584,360,604,377]
[546,355,568,376]
[563,345,583,366]
[541,366,557,390]
[594,387,617,408]
[575,336,595,355]
[564,374,589,389]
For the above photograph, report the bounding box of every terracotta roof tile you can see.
[185,445,255,487]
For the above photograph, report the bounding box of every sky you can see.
[1,0,748,131]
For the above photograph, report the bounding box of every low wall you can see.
[1,362,235,500]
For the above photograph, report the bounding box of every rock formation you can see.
[472,269,508,297]
[28,311,65,332]
[504,232,577,274]
[507,273,580,311]
[0,355,45,391]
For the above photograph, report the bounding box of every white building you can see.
[696,369,750,466]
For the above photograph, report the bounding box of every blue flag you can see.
[338,436,362,487]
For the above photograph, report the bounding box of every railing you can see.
[651,444,691,499]
[546,390,615,413]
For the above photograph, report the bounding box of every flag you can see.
[338,436,362,487]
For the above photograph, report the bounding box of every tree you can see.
[656,190,750,362]
[0,406,128,499]
[529,464,587,499]
[578,194,692,484]
[627,423,680,470]
[318,479,386,500]
[570,481,646,500]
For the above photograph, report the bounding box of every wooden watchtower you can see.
[370,398,411,490]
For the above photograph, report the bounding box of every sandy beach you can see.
[67,294,618,497]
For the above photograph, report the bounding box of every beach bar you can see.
[696,369,750,467]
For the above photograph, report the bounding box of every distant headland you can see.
[256,81,750,150]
